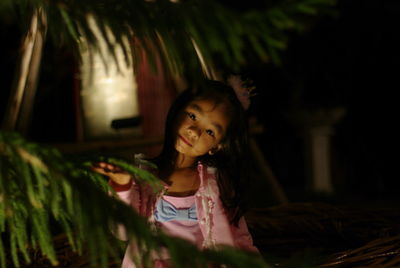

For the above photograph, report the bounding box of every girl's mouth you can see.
[179,135,192,147]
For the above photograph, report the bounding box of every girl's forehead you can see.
[187,99,230,114]
[186,99,231,132]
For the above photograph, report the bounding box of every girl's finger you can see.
[93,162,117,172]
[93,161,107,168]
[91,166,108,175]
[106,163,118,171]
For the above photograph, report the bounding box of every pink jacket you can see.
[112,161,258,267]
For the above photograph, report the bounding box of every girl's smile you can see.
[178,134,192,147]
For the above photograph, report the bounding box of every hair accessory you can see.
[226,75,256,110]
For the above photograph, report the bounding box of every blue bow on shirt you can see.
[154,198,198,222]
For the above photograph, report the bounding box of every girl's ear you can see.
[208,144,223,155]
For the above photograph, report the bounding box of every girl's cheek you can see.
[175,113,187,129]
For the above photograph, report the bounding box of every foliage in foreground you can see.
[0,0,336,78]
[0,131,269,268]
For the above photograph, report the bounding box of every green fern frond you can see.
[0,0,336,76]
[0,131,270,267]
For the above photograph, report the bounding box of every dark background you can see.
[244,0,398,206]
[1,0,399,207]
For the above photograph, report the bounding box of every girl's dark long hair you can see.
[152,79,251,226]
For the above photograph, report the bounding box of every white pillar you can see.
[290,107,346,194]
[307,125,334,193]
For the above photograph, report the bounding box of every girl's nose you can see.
[187,125,201,138]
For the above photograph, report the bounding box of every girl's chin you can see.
[175,144,202,158]
[175,143,188,154]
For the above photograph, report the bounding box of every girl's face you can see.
[174,99,231,158]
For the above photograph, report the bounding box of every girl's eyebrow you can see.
[188,103,224,135]
[189,103,203,114]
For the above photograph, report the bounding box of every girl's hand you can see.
[91,162,132,185]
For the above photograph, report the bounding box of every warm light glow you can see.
[79,15,141,139]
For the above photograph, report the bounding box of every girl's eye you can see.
[206,129,215,137]
[187,112,196,120]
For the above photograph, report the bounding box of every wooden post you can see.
[2,8,47,134]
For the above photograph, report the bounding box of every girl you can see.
[93,78,259,267]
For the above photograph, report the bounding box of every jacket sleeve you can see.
[109,153,153,212]
[109,176,143,206]
[231,216,259,253]
[108,179,141,241]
